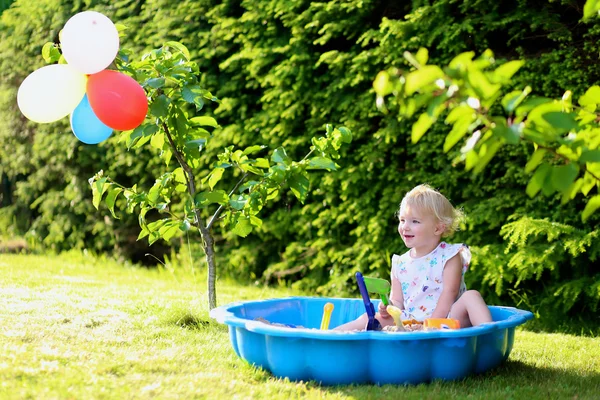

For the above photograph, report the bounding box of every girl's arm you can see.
[389,273,405,309]
[430,253,462,319]
[378,270,405,318]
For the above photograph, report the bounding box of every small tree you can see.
[42,40,351,310]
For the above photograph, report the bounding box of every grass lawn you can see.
[1,252,599,399]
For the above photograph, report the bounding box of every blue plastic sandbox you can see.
[209,296,533,385]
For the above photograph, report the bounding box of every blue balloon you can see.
[70,94,113,144]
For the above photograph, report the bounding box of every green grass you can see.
[1,252,599,399]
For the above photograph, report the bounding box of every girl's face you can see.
[398,204,445,255]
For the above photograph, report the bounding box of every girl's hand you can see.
[378,301,390,318]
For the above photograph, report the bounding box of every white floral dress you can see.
[391,242,470,321]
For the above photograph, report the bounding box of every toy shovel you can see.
[355,272,382,331]
[363,276,391,306]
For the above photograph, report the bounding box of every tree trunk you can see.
[202,228,217,309]
[162,122,218,310]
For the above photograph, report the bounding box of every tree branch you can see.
[207,171,249,230]
[161,121,208,232]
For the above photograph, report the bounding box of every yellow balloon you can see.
[17,64,87,123]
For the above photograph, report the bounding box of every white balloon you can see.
[17,64,87,123]
[60,11,119,74]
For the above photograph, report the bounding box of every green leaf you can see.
[415,48,429,67]
[583,0,600,21]
[266,188,279,200]
[411,95,447,144]
[229,194,247,210]
[308,157,337,171]
[182,85,205,109]
[138,205,149,230]
[527,102,563,129]
[472,138,503,174]
[232,216,253,237]
[137,229,149,241]
[561,178,583,204]
[542,112,578,133]
[525,148,546,173]
[238,180,259,193]
[254,158,270,169]
[582,195,600,221]
[159,221,180,241]
[373,71,393,97]
[195,190,229,206]
[41,42,61,64]
[582,173,597,195]
[490,60,524,83]
[288,173,310,203]
[444,105,475,152]
[578,86,600,107]
[105,186,123,219]
[272,147,291,165]
[516,97,553,118]
[189,116,219,128]
[208,168,224,190]
[337,127,352,143]
[92,178,108,209]
[412,113,434,144]
[165,41,191,60]
[466,67,501,100]
[551,164,579,193]
[147,219,168,231]
[579,150,600,163]
[492,124,521,145]
[448,51,475,70]
[243,145,266,155]
[146,77,165,89]
[239,163,264,176]
[150,132,165,150]
[526,162,551,198]
[114,23,128,36]
[150,95,170,118]
[147,181,163,204]
[404,66,444,95]
[249,215,263,228]
[501,87,531,113]
[173,168,186,184]
[123,126,144,149]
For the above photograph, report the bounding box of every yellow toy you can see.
[424,318,460,330]
[385,305,404,330]
[320,302,334,330]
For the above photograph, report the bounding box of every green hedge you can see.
[1,0,599,327]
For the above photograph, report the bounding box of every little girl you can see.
[334,184,492,330]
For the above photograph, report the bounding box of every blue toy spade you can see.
[355,271,382,331]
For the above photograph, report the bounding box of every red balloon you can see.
[87,70,148,131]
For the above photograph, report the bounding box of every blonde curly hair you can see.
[398,184,464,237]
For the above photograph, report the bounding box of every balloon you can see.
[60,11,119,74]
[87,70,148,131]
[70,95,113,144]
[17,64,87,123]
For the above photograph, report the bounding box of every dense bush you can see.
[1,0,599,326]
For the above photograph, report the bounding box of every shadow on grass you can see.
[475,359,600,387]
[164,311,229,332]
[241,359,600,398]
[522,315,600,337]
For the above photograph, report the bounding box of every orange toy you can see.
[424,318,460,330]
